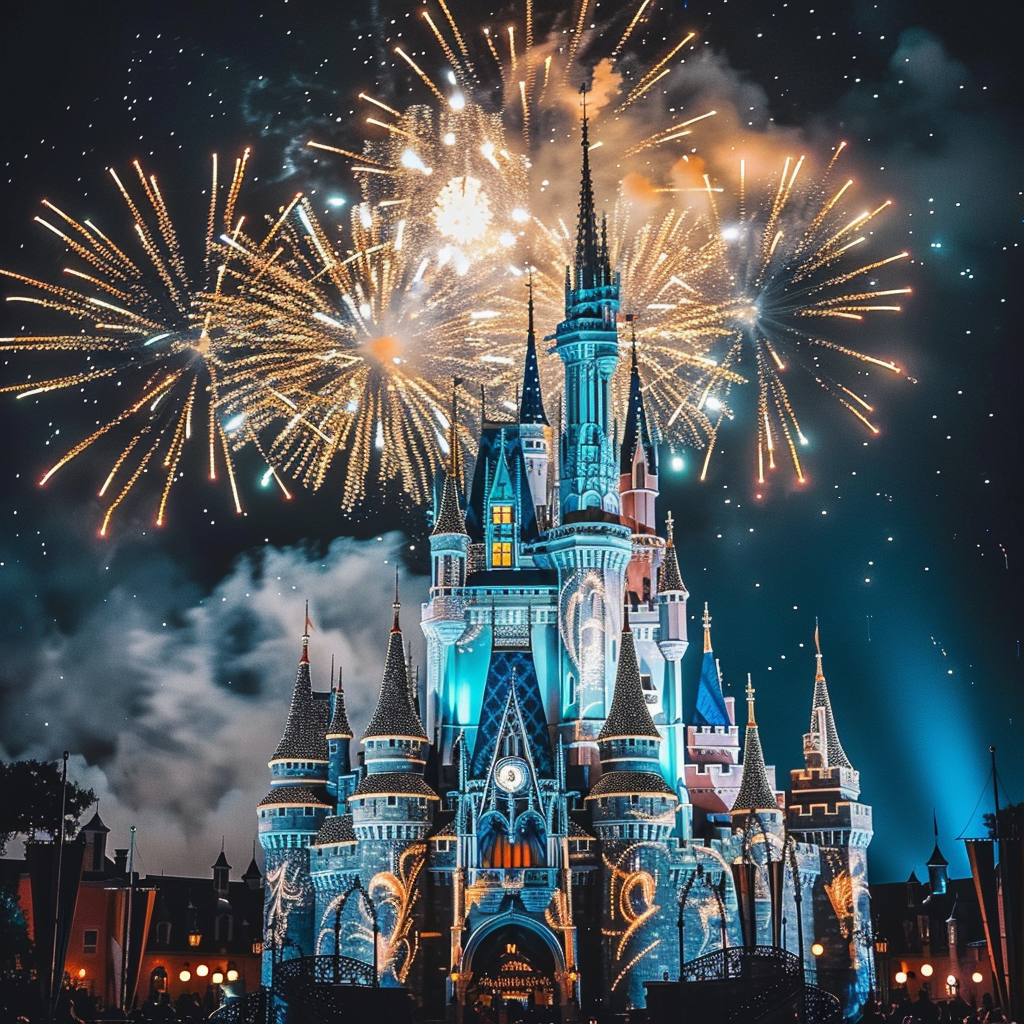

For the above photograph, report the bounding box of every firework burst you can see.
[701,144,910,484]
[213,152,539,513]
[0,151,286,534]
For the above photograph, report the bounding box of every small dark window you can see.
[83,929,98,954]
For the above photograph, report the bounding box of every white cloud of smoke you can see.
[0,534,425,877]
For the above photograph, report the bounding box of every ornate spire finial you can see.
[301,600,311,663]
[574,81,600,287]
[392,570,401,633]
[665,510,675,545]
[703,601,712,654]
[814,617,825,681]
[746,674,756,724]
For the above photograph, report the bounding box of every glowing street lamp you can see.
[921,963,934,978]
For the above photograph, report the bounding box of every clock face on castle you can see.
[494,756,529,794]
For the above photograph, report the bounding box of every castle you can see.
[256,111,874,1019]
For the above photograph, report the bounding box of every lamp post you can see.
[874,937,889,1005]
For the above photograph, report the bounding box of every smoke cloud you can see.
[0,534,425,876]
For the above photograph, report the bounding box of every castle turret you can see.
[655,512,689,657]
[620,325,663,610]
[685,604,742,820]
[786,626,873,1012]
[519,277,551,527]
[326,664,353,802]
[430,387,469,592]
[586,605,678,1010]
[730,678,780,822]
[257,612,330,981]
[587,604,676,833]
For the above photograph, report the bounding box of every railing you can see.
[273,953,375,990]
[681,944,803,983]
[209,988,268,1024]
[804,984,844,1024]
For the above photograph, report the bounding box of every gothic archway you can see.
[460,915,568,1008]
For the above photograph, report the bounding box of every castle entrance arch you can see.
[461,917,566,1012]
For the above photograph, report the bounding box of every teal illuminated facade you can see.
[258,112,876,1019]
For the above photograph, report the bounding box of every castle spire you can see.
[693,602,730,727]
[327,663,353,740]
[574,83,602,290]
[432,384,467,537]
[301,600,311,664]
[271,610,329,763]
[598,610,661,742]
[363,580,428,742]
[658,511,687,594]
[732,675,777,812]
[619,320,656,477]
[810,621,852,769]
[519,273,548,425]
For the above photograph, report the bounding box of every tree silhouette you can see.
[0,758,96,854]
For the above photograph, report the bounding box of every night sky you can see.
[0,0,1020,884]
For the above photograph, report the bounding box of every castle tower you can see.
[619,325,661,606]
[730,678,780,818]
[344,582,439,986]
[326,664,354,803]
[685,604,742,822]
[555,90,621,517]
[652,511,690,791]
[257,612,330,982]
[587,605,678,1008]
[534,93,633,769]
[422,392,471,741]
[786,625,873,1014]
[519,276,552,527]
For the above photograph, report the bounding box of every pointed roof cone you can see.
[327,665,353,740]
[213,849,231,871]
[810,622,852,769]
[732,676,778,812]
[694,603,730,727]
[432,383,468,536]
[519,275,548,425]
[599,600,661,741]
[272,617,329,761]
[81,808,110,834]
[242,857,262,887]
[658,511,687,593]
[620,322,656,475]
[927,810,948,867]
[363,579,428,741]
[574,85,602,289]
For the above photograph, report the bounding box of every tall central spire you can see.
[575,84,601,291]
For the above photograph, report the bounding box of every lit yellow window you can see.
[491,541,512,567]
[491,505,513,525]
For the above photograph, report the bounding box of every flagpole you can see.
[49,750,69,1023]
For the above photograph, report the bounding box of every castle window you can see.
[215,913,232,942]
[491,505,513,525]
[491,541,512,567]
[83,929,98,954]
[387,796,397,806]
